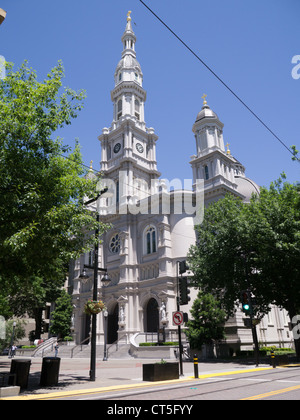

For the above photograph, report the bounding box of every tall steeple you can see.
[110,11,146,129]
[98,12,160,204]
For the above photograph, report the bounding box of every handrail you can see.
[107,333,128,358]
[71,336,90,358]
[32,337,57,357]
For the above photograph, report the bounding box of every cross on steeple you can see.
[202,93,207,105]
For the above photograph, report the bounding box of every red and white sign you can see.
[172,311,184,326]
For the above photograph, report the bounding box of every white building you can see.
[69,12,293,356]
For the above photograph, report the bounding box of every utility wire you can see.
[138,0,296,158]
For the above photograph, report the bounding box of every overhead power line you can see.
[138,0,296,158]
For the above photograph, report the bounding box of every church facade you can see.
[69,13,293,356]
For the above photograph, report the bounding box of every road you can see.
[55,366,300,401]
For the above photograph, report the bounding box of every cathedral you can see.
[69,12,293,356]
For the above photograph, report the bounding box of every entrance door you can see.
[107,303,119,344]
[146,298,159,332]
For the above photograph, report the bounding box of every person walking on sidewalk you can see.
[54,343,59,358]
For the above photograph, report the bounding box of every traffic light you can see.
[179,277,191,306]
[179,260,189,275]
[241,291,251,315]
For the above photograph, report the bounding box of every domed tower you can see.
[190,95,259,203]
[190,95,243,203]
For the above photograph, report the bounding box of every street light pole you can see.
[89,211,100,381]
[80,187,112,381]
[103,310,108,361]
[176,262,183,376]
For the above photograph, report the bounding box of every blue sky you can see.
[1,0,299,188]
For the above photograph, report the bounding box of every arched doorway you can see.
[107,303,119,344]
[145,298,159,332]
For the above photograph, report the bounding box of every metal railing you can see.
[107,333,128,358]
[70,336,90,358]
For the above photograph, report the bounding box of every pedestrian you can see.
[11,345,17,358]
[54,343,59,358]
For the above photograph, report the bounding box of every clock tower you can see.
[98,11,160,205]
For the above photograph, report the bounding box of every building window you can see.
[119,72,122,82]
[144,226,157,255]
[204,165,209,180]
[109,234,120,254]
[117,99,122,120]
[135,99,140,120]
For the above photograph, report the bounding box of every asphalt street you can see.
[1,356,300,401]
[45,365,300,401]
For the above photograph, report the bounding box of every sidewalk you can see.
[0,356,271,398]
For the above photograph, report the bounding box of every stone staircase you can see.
[32,342,132,359]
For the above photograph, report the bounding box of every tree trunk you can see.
[33,307,43,340]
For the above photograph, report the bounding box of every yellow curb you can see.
[0,366,273,400]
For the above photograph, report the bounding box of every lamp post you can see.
[79,187,112,381]
[103,310,108,361]
[8,321,16,358]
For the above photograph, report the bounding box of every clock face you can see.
[136,142,144,153]
[114,143,121,154]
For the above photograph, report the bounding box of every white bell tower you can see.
[190,95,242,202]
[98,11,160,204]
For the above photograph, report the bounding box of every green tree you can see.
[0,61,109,328]
[188,176,300,356]
[186,291,226,351]
[50,289,73,339]
[0,319,26,352]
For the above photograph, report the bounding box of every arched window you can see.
[117,99,122,120]
[144,225,157,255]
[135,99,140,120]
[204,165,209,180]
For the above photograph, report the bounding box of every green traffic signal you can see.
[241,291,251,315]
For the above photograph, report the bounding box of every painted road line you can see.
[241,384,300,400]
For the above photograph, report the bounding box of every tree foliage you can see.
[186,291,226,350]
[0,61,109,324]
[188,176,300,350]
[50,289,73,339]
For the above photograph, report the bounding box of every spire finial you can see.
[202,93,207,106]
[89,160,93,170]
[226,143,231,155]
[127,11,132,22]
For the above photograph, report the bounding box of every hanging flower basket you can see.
[84,300,106,315]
